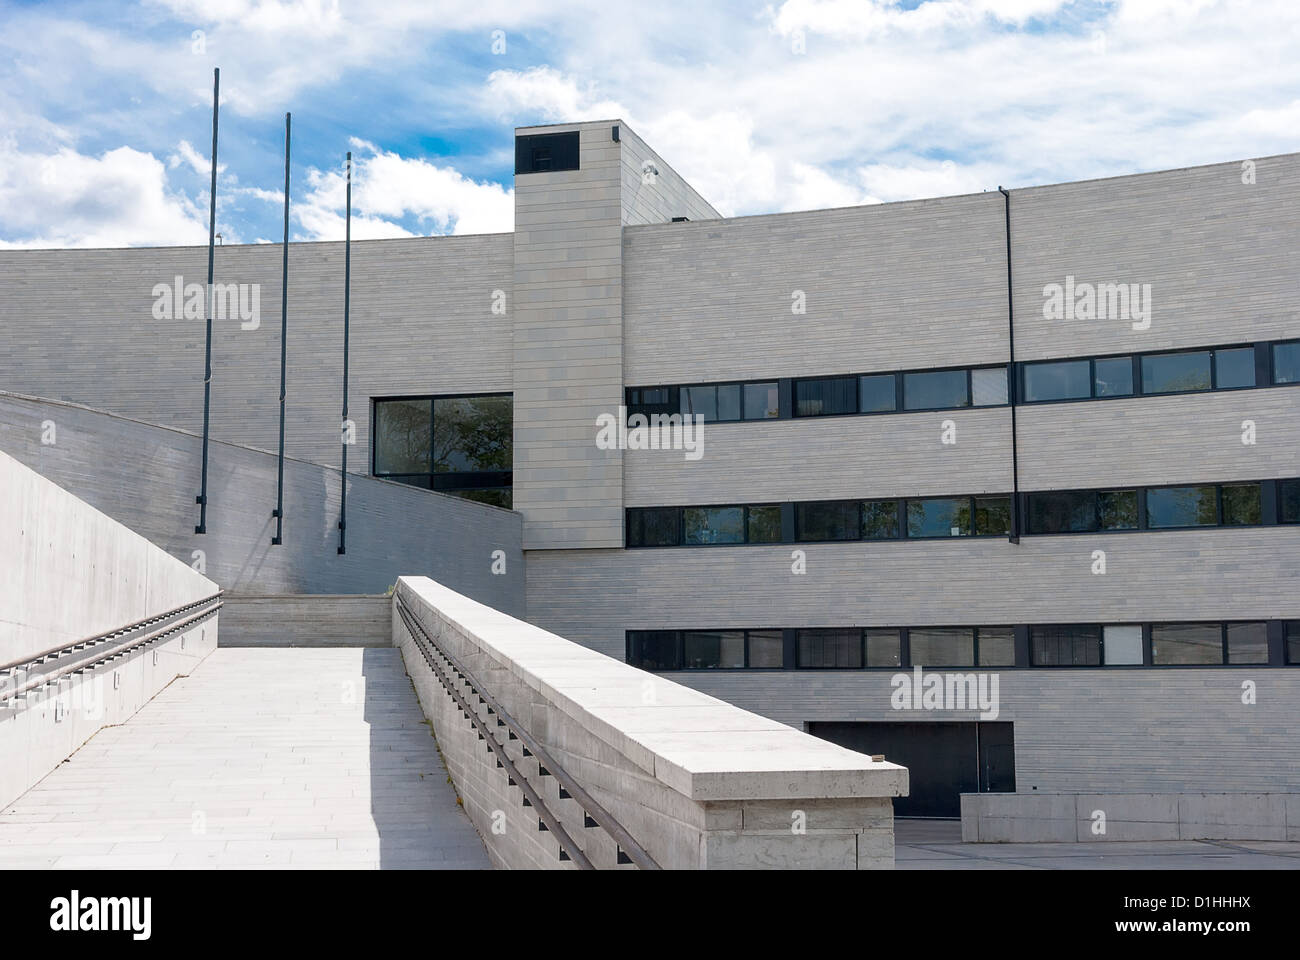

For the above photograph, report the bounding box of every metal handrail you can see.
[395,593,661,870]
[0,591,224,674]
[0,593,223,702]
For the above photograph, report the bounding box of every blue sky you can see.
[1,0,1298,247]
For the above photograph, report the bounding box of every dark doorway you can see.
[808,721,1015,818]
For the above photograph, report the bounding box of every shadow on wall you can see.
[362,648,490,868]
[0,392,525,613]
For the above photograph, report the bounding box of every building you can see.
[3,119,1298,823]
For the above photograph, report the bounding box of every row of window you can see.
[626,479,1300,547]
[626,339,1300,423]
[627,621,1300,671]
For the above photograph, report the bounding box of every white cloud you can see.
[168,139,225,176]
[0,140,211,248]
[485,66,626,124]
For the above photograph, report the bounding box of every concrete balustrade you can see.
[0,449,219,809]
[393,576,907,869]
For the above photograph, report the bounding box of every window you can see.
[1031,625,1102,666]
[904,369,969,410]
[1215,347,1256,389]
[627,507,680,547]
[865,629,901,667]
[1146,486,1217,528]
[974,496,1011,536]
[744,382,780,420]
[683,630,744,669]
[1282,480,1300,524]
[796,501,859,541]
[628,631,679,670]
[746,505,783,543]
[862,500,900,539]
[1098,489,1139,530]
[680,385,725,421]
[1103,625,1144,665]
[797,629,862,668]
[909,628,975,667]
[859,374,897,413]
[1287,622,1300,665]
[1151,623,1222,664]
[1093,357,1134,397]
[515,131,579,174]
[1274,341,1300,384]
[374,398,432,475]
[1023,359,1090,402]
[1226,622,1268,665]
[627,386,677,420]
[1028,490,1096,533]
[747,630,785,668]
[977,627,1016,667]
[1141,351,1211,394]
[971,367,1009,406]
[683,506,744,545]
[794,377,856,417]
[374,395,512,506]
[907,497,971,537]
[1221,483,1262,526]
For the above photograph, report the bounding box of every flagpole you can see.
[195,66,219,535]
[272,112,291,545]
[337,151,352,555]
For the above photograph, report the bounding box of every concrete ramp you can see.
[0,647,489,869]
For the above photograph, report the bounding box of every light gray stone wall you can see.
[217,595,391,647]
[525,528,1300,659]
[0,234,514,473]
[0,392,525,610]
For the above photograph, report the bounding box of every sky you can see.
[0,0,1297,248]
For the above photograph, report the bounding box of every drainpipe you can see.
[998,187,1021,545]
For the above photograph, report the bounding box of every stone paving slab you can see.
[0,648,490,870]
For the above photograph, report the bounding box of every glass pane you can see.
[859,374,896,412]
[797,629,862,668]
[1031,625,1101,666]
[1027,490,1095,533]
[795,377,856,417]
[1287,622,1300,665]
[746,505,783,543]
[909,628,975,667]
[974,496,1011,536]
[1103,625,1143,665]
[1273,341,1300,384]
[971,367,1008,406]
[1151,623,1222,664]
[683,506,744,545]
[1141,351,1211,394]
[629,631,679,670]
[683,630,745,669]
[374,399,431,474]
[1226,622,1268,664]
[903,369,969,410]
[743,382,779,420]
[1221,483,1261,526]
[796,501,859,541]
[1093,357,1134,397]
[680,385,717,421]
[433,396,512,473]
[1098,489,1139,530]
[716,384,742,421]
[907,498,971,537]
[865,629,901,667]
[978,627,1016,666]
[747,631,784,668]
[1215,348,1255,389]
[1146,486,1217,528]
[1023,360,1090,402]
[629,507,679,546]
[447,487,511,509]
[861,500,900,539]
[1282,480,1300,524]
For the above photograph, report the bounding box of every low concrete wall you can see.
[219,595,391,647]
[0,448,219,809]
[961,792,1300,842]
[394,576,907,870]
